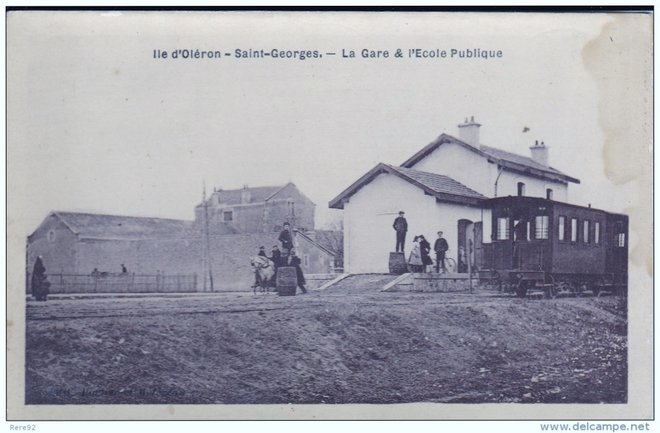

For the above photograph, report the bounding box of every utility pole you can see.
[202,180,214,291]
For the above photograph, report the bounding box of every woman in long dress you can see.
[408,236,423,273]
[419,235,433,273]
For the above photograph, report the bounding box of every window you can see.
[526,221,531,241]
[583,220,590,244]
[558,216,566,241]
[546,188,553,200]
[223,210,233,222]
[615,233,626,247]
[535,216,549,239]
[517,182,526,196]
[497,217,510,240]
[513,219,526,241]
[303,255,310,267]
[594,222,600,244]
[570,218,578,242]
[47,230,56,243]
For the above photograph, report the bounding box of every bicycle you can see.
[433,256,456,273]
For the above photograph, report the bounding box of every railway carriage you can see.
[481,196,628,298]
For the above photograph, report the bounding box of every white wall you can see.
[412,142,569,201]
[411,142,492,195]
[343,172,484,273]
[494,169,568,201]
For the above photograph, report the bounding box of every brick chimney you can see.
[241,185,251,204]
[457,116,481,147]
[529,140,549,166]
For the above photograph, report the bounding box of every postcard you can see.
[6,9,653,421]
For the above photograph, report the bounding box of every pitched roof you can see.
[479,145,579,183]
[202,184,291,207]
[329,163,486,209]
[401,133,580,184]
[52,211,192,240]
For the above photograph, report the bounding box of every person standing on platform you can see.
[393,211,408,253]
[419,235,433,273]
[434,231,449,273]
[408,236,423,273]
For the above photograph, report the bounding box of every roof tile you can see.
[387,165,486,200]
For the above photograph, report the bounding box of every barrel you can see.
[276,266,297,296]
[389,252,408,275]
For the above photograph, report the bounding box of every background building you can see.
[27,183,335,293]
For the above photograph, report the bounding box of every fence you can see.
[26,272,198,294]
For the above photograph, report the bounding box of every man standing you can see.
[278,222,294,255]
[434,231,449,273]
[392,211,408,253]
[285,249,307,294]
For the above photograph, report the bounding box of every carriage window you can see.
[513,220,531,241]
[497,217,510,240]
[583,220,590,244]
[223,211,233,222]
[615,233,626,247]
[546,188,553,200]
[535,216,549,239]
[570,218,578,242]
[594,222,600,244]
[558,216,566,241]
[517,182,526,196]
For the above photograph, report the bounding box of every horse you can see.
[250,255,276,294]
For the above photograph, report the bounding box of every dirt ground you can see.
[25,285,627,405]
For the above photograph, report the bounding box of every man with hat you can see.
[278,222,294,256]
[392,211,408,253]
[434,231,449,273]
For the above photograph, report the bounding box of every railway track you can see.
[25,289,538,321]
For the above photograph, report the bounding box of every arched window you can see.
[517,182,525,196]
[546,188,553,200]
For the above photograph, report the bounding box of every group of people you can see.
[253,222,307,293]
[91,264,128,277]
[393,211,450,273]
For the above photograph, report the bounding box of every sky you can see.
[8,11,651,243]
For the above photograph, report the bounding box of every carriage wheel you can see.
[444,258,456,273]
[544,274,556,299]
[492,271,502,292]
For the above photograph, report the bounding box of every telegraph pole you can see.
[202,180,214,291]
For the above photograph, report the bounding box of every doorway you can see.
[457,219,483,273]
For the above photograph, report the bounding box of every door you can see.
[473,222,483,271]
